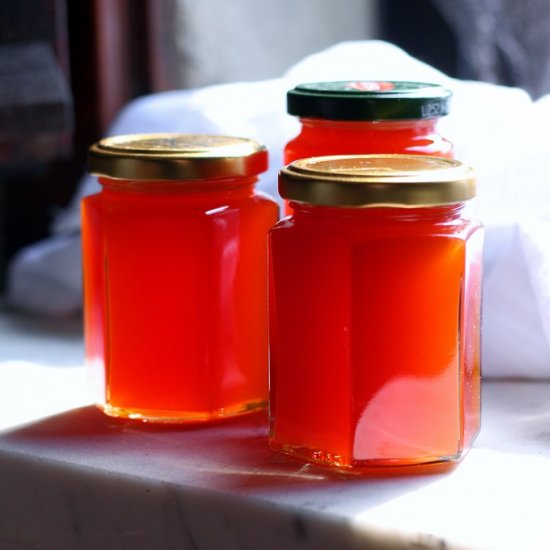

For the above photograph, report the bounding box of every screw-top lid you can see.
[287,81,451,121]
[279,155,475,208]
[88,133,268,181]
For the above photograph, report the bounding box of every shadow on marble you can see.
[0,404,445,516]
[1,404,254,437]
[3,381,550,550]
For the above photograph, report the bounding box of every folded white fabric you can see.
[7,40,550,377]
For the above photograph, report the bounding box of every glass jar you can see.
[82,134,278,423]
[284,81,453,214]
[269,155,483,474]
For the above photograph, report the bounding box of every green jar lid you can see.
[287,81,452,121]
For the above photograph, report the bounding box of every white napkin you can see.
[7,40,550,377]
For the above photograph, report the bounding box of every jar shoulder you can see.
[271,212,482,241]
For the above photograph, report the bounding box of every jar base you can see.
[269,441,464,477]
[100,399,267,424]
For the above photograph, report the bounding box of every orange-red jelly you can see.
[284,81,453,215]
[82,134,278,423]
[269,155,483,474]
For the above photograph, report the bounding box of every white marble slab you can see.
[1,310,550,550]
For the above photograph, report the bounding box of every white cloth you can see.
[7,40,550,377]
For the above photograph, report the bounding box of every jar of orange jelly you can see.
[82,134,278,423]
[269,155,483,474]
[284,81,453,214]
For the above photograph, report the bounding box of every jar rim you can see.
[88,133,268,181]
[279,155,476,208]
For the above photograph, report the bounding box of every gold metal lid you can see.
[279,155,476,207]
[88,133,268,180]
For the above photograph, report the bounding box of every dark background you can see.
[0,0,461,291]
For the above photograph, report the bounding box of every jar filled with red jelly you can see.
[82,133,278,423]
[269,155,483,474]
[284,81,453,214]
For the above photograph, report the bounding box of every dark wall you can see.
[378,0,464,80]
[0,0,152,290]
